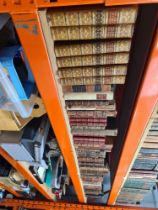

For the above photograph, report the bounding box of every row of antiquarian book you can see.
[47,5,138,197]
[116,110,158,205]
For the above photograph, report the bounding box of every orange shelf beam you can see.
[108,29,158,205]
[105,0,158,5]
[0,183,22,198]
[0,148,54,200]
[36,0,104,7]
[0,199,157,210]
[10,11,86,203]
[0,0,158,13]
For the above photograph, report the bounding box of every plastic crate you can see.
[0,45,35,100]
[0,62,36,118]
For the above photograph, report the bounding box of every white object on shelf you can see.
[0,62,36,118]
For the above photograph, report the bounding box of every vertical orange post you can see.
[11,11,86,203]
[108,30,158,204]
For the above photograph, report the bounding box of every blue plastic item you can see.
[0,62,36,118]
[0,45,35,100]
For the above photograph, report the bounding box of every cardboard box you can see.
[0,97,46,131]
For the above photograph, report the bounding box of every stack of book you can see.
[116,117,158,205]
[47,5,138,196]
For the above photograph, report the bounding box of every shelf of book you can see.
[108,29,158,205]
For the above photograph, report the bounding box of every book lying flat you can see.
[59,65,127,79]
[61,76,126,86]
[72,127,118,137]
[62,84,112,93]
[48,6,138,27]
[51,25,135,41]
[64,92,114,101]
[55,41,131,57]
[68,110,109,118]
[57,53,129,68]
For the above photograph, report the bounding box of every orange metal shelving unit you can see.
[0,0,158,205]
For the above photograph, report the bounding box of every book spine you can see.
[62,84,112,93]
[79,162,105,167]
[75,144,107,150]
[77,151,106,158]
[66,100,116,112]
[72,127,118,137]
[70,120,107,127]
[84,189,102,195]
[68,110,109,118]
[144,136,158,143]
[51,25,134,41]
[84,186,102,193]
[70,120,107,125]
[124,178,155,190]
[80,167,109,175]
[70,116,107,122]
[70,116,107,120]
[83,182,102,186]
[142,142,158,149]
[73,135,106,141]
[74,141,106,147]
[58,65,127,78]
[57,53,129,68]
[71,125,106,130]
[64,92,114,101]
[49,6,138,27]
[78,157,105,164]
[132,159,157,170]
[55,40,131,57]
[140,148,158,154]
[61,76,126,86]
[75,144,112,151]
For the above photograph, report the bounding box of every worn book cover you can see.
[51,25,134,41]
[62,84,112,93]
[72,127,118,137]
[66,100,116,112]
[61,76,126,86]
[48,6,138,26]
[57,53,129,67]
[58,65,127,78]
[68,110,110,118]
[55,40,131,57]
[64,92,114,101]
